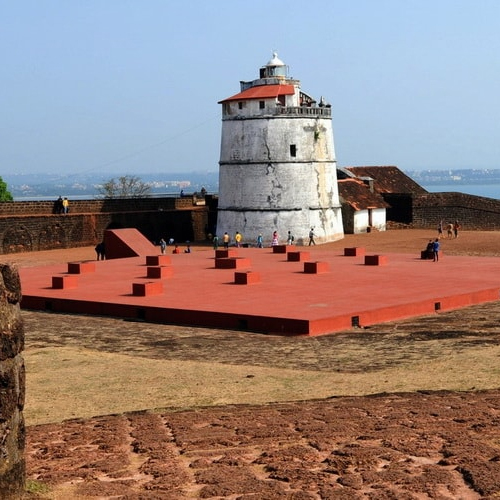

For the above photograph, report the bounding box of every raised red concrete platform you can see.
[104,228,157,259]
[20,245,500,336]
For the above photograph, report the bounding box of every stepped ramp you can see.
[104,229,157,259]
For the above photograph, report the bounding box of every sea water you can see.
[423,184,500,200]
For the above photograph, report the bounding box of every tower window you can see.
[259,101,265,109]
[290,144,297,157]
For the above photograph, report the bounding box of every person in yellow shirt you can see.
[234,231,242,247]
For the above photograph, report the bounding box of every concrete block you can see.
[215,257,251,269]
[67,261,96,274]
[344,247,366,257]
[364,255,388,266]
[287,251,311,262]
[234,271,261,284]
[215,249,238,258]
[52,275,78,289]
[146,255,172,266]
[147,266,174,279]
[304,261,330,274]
[272,244,288,254]
[132,281,163,296]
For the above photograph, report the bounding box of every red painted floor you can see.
[20,247,500,336]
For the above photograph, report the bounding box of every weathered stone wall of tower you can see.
[217,113,344,245]
[0,264,25,497]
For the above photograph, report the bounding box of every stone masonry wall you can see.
[0,197,211,254]
[412,192,500,230]
[0,264,25,497]
[0,196,198,217]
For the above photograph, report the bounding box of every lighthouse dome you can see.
[261,51,287,78]
[266,51,285,67]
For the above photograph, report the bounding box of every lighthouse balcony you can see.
[223,105,331,119]
[276,106,331,117]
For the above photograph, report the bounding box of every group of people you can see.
[159,238,191,254]
[437,220,460,239]
[423,219,461,263]
[424,239,440,262]
[54,196,70,214]
[212,227,317,249]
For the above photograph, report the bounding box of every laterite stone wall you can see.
[0,264,25,497]
[412,192,500,230]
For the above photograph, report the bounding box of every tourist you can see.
[223,232,230,249]
[286,231,294,245]
[184,244,191,253]
[308,228,316,246]
[271,231,279,246]
[62,197,69,214]
[95,242,105,261]
[257,234,263,248]
[454,220,460,238]
[159,238,167,254]
[432,238,440,262]
[437,220,443,237]
[212,235,219,250]
[172,245,180,254]
[235,231,242,247]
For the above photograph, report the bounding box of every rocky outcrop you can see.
[0,264,25,498]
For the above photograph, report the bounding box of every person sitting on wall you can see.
[172,245,181,254]
[184,244,191,253]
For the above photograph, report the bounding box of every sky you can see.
[2,0,500,179]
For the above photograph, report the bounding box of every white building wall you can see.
[352,208,386,234]
[371,208,387,231]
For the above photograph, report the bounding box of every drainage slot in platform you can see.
[434,302,441,311]
[351,316,360,327]
[45,301,53,311]
[238,318,248,330]
[137,308,146,320]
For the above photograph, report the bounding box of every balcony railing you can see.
[276,106,331,117]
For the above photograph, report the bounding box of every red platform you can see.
[20,246,500,336]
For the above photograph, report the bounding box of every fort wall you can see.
[0,197,211,254]
[412,192,500,230]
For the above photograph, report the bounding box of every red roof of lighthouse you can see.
[218,84,295,103]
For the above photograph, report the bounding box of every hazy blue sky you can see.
[2,0,500,178]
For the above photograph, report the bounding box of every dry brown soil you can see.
[10,230,500,499]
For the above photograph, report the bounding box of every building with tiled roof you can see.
[337,178,389,233]
[340,166,427,195]
[338,166,427,225]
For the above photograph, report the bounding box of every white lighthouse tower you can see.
[216,52,344,246]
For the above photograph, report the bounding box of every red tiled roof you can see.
[343,166,427,195]
[219,84,295,103]
[338,179,390,211]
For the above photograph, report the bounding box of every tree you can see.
[96,175,151,199]
[0,176,13,201]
